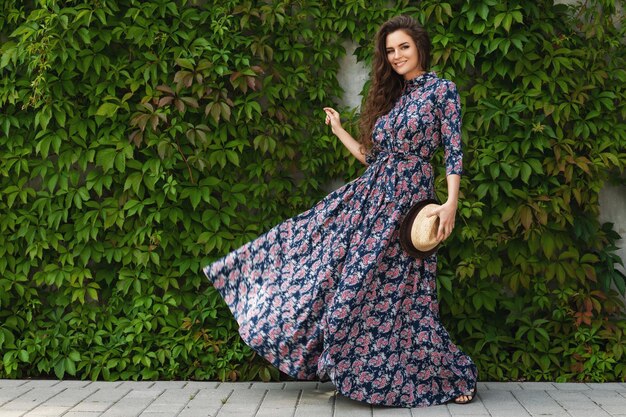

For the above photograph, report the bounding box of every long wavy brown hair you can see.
[359,16,431,154]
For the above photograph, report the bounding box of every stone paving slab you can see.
[0,386,65,413]
[150,382,189,390]
[0,387,34,407]
[482,382,522,391]
[371,406,413,417]
[52,380,92,389]
[554,382,597,391]
[293,386,334,417]
[19,381,60,389]
[35,386,98,407]
[407,406,452,417]
[211,388,266,417]
[283,381,319,391]
[83,381,124,389]
[178,386,234,417]
[23,404,71,416]
[513,390,570,415]
[0,380,27,388]
[68,400,111,413]
[0,380,625,416]
[85,387,131,403]
[587,383,626,390]
[249,382,285,391]
[141,388,198,414]
[520,382,557,390]
[181,381,220,390]
[254,388,299,417]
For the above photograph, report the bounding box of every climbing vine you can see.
[0,0,625,382]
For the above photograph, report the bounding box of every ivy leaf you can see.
[2,117,10,137]
[96,103,120,117]
[96,148,117,172]
[54,360,66,379]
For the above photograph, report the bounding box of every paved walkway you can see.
[0,380,625,417]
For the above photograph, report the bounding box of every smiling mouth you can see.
[394,61,407,67]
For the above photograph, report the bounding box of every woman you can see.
[203,15,478,408]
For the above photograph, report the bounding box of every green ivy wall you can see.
[0,0,625,382]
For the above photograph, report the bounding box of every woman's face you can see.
[385,30,422,80]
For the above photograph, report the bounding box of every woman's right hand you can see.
[323,107,343,135]
[322,106,367,165]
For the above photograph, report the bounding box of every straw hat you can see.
[399,198,442,258]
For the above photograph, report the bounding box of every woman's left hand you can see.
[427,201,457,242]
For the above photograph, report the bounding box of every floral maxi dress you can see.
[203,72,478,408]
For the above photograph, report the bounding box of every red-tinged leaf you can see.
[181,97,199,108]
[537,209,548,225]
[519,206,532,230]
[175,99,185,113]
[158,96,174,108]
[131,113,150,131]
[129,130,143,147]
[237,81,248,94]
[247,76,256,90]
[183,73,193,87]
[173,71,186,84]
[583,265,597,282]
[156,85,174,94]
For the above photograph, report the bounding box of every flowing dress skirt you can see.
[203,153,478,408]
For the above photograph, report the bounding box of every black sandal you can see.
[451,386,477,404]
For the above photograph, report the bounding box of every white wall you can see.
[599,185,626,275]
[336,41,369,110]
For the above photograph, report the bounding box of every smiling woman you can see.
[204,15,477,408]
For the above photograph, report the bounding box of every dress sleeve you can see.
[437,80,463,176]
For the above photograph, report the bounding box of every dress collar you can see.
[403,71,436,91]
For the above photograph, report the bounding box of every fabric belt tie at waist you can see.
[373,151,428,165]
[368,151,434,202]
